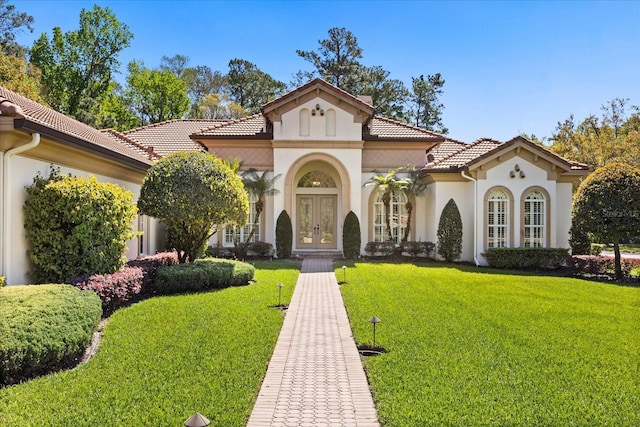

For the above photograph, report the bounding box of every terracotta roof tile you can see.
[369,116,445,139]
[195,114,266,137]
[0,86,151,166]
[425,138,503,170]
[122,119,225,155]
[101,129,162,160]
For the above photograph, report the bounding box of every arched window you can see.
[487,190,509,248]
[373,190,408,243]
[297,170,336,188]
[299,109,310,136]
[224,193,259,246]
[523,190,546,247]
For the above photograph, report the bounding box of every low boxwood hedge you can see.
[153,258,255,294]
[0,284,101,385]
[482,247,570,269]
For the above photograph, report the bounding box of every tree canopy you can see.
[548,98,640,169]
[29,5,133,120]
[572,162,640,279]
[138,151,249,263]
[0,0,34,57]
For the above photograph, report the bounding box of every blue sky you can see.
[14,1,640,143]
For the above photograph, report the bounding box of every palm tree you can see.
[242,168,281,243]
[365,169,405,242]
[397,165,427,243]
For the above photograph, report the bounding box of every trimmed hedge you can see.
[72,267,144,314]
[342,211,362,258]
[276,210,292,259]
[0,284,101,385]
[403,241,436,258]
[482,248,570,269]
[365,241,396,257]
[125,251,179,288]
[153,258,255,294]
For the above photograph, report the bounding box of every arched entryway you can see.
[284,154,350,252]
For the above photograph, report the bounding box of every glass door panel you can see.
[298,196,314,247]
[296,195,337,249]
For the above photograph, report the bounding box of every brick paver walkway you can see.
[247,258,380,427]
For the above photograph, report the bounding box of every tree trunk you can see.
[613,238,623,280]
[402,201,413,243]
[245,202,263,244]
[383,192,393,242]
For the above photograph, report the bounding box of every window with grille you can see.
[224,194,259,246]
[487,190,509,248]
[373,190,408,244]
[523,190,545,247]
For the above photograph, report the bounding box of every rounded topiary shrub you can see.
[24,168,137,283]
[276,210,292,259]
[437,198,463,262]
[342,211,361,258]
[0,284,102,385]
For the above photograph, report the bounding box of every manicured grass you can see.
[339,262,640,426]
[0,261,299,426]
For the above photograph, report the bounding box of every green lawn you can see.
[339,262,640,426]
[0,261,299,426]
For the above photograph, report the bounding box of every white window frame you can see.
[373,190,408,244]
[523,190,546,248]
[224,194,259,246]
[487,190,509,248]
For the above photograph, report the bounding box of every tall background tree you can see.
[0,0,34,57]
[548,98,640,169]
[0,50,46,102]
[296,27,446,130]
[411,73,447,133]
[226,58,286,113]
[571,163,640,279]
[29,5,133,121]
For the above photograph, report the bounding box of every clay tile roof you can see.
[0,86,151,166]
[368,116,445,140]
[122,119,226,155]
[425,138,503,170]
[194,114,268,138]
[101,129,162,160]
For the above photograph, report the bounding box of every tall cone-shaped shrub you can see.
[437,198,463,262]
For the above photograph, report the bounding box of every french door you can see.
[296,195,337,249]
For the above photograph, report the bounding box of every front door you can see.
[297,195,337,249]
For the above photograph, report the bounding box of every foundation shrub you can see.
[153,258,255,294]
[590,243,604,256]
[275,210,292,259]
[364,241,396,257]
[0,276,5,287]
[483,248,570,269]
[0,284,101,385]
[403,241,436,258]
[342,211,362,258]
[248,241,274,257]
[125,251,179,288]
[71,267,144,313]
[437,199,463,262]
[24,168,137,283]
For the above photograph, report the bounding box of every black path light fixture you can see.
[368,316,381,347]
[277,282,284,308]
[184,412,210,427]
[341,265,347,283]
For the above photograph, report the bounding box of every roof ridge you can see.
[429,143,473,167]
[470,137,503,145]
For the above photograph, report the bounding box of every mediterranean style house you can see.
[0,79,588,284]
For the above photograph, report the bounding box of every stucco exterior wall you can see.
[3,155,157,285]
[274,98,362,141]
[555,182,574,248]
[431,180,475,262]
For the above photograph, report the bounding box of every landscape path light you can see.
[277,282,284,308]
[184,412,210,427]
[369,316,381,347]
[342,265,347,283]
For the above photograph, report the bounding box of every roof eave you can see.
[17,118,152,170]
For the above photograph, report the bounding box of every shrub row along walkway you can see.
[247,258,380,427]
